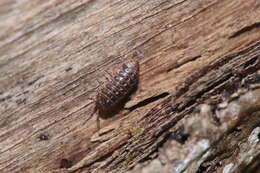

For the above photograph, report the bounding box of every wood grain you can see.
[0,0,259,172]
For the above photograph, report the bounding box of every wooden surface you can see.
[0,0,259,172]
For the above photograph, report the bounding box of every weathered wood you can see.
[0,0,259,173]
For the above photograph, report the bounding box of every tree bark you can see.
[0,0,259,173]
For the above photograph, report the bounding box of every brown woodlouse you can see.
[86,57,140,128]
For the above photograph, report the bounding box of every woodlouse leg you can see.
[105,73,111,81]
[96,79,103,86]
[104,72,117,84]
[104,76,110,81]
[105,70,113,78]
[96,113,101,131]
[83,104,97,125]
[85,80,102,95]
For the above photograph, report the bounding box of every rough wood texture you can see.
[0,0,259,173]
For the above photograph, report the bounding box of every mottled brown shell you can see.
[95,59,139,113]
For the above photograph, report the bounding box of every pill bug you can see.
[86,55,140,128]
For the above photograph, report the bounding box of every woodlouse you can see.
[86,56,140,128]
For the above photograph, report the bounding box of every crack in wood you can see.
[175,41,260,99]
[0,95,12,103]
[228,21,260,39]
[105,42,260,172]
[27,75,44,86]
[68,135,129,172]
[167,55,202,73]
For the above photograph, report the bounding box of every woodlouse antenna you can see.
[85,81,101,94]
[82,100,97,125]
[82,82,101,125]
[83,99,100,130]
[84,106,97,124]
